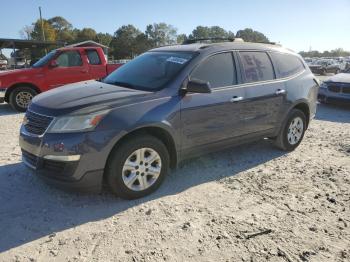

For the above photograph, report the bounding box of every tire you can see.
[274,109,306,151]
[105,135,170,199]
[9,86,37,112]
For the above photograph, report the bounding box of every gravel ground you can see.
[0,101,349,262]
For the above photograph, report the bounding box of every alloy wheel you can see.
[122,148,162,191]
[287,116,304,145]
[15,91,33,109]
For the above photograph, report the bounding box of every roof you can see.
[0,38,60,49]
[151,41,294,55]
[65,40,109,49]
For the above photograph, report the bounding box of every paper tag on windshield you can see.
[166,57,188,64]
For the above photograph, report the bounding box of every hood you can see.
[30,80,156,116]
[0,68,36,76]
[325,73,350,84]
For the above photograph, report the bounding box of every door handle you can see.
[230,96,244,102]
[80,69,88,73]
[275,89,286,95]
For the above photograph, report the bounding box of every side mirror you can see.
[49,60,58,68]
[183,79,211,94]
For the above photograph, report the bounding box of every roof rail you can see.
[182,38,279,46]
[182,37,244,45]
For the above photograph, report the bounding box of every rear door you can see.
[45,50,90,89]
[237,51,285,133]
[180,52,247,153]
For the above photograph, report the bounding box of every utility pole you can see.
[39,6,47,54]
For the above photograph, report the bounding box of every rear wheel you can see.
[274,109,306,151]
[9,86,37,112]
[106,135,170,199]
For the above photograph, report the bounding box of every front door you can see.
[180,52,247,154]
[46,50,90,89]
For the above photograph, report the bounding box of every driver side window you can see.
[56,51,83,67]
[191,52,236,89]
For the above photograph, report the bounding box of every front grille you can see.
[22,149,38,167]
[328,85,341,93]
[342,86,350,94]
[24,110,53,135]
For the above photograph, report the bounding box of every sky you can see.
[0,0,349,55]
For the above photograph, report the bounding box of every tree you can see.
[76,28,97,42]
[235,28,269,43]
[47,16,74,43]
[110,25,143,59]
[30,19,56,41]
[145,23,177,47]
[19,25,34,40]
[189,26,234,40]
[177,33,187,44]
[47,16,72,32]
[96,32,113,47]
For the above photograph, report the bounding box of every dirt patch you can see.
[0,103,349,262]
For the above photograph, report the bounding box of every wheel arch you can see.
[106,125,179,172]
[5,82,41,102]
[292,102,310,128]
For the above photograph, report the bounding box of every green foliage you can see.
[76,28,97,42]
[145,23,177,47]
[110,25,143,59]
[299,48,350,58]
[22,16,284,60]
[235,28,269,42]
[189,26,235,40]
[30,19,57,41]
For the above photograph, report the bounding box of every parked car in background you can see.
[0,58,7,70]
[0,46,123,111]
[309,59,341,75]
[318,67,350,104]
[19,39,318,199]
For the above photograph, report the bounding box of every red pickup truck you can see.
[0,46,123,111]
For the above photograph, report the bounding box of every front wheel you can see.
[105,135,170,199]
[273,109,306,151]
[9,87,37,112]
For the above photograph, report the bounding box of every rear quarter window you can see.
[239,51,275,83]
[270,52,305,78]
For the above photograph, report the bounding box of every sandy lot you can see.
[0,100,349,262]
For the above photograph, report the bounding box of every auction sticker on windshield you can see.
[166,56,188,64]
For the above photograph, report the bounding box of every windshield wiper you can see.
[108,81,136,89]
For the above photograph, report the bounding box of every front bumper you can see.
[0,88,6,103]
[19,126,113,192]
[318,87,350,104]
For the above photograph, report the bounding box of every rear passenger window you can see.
[239,52,274,83]
[270,52,304,78]
[191,52,236,88]
[86,49,102,65]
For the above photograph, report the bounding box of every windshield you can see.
[103,51,196,91]
[32,50,57,68]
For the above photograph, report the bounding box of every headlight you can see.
[47,110,110,133]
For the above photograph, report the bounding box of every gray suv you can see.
[19,39,319,199]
